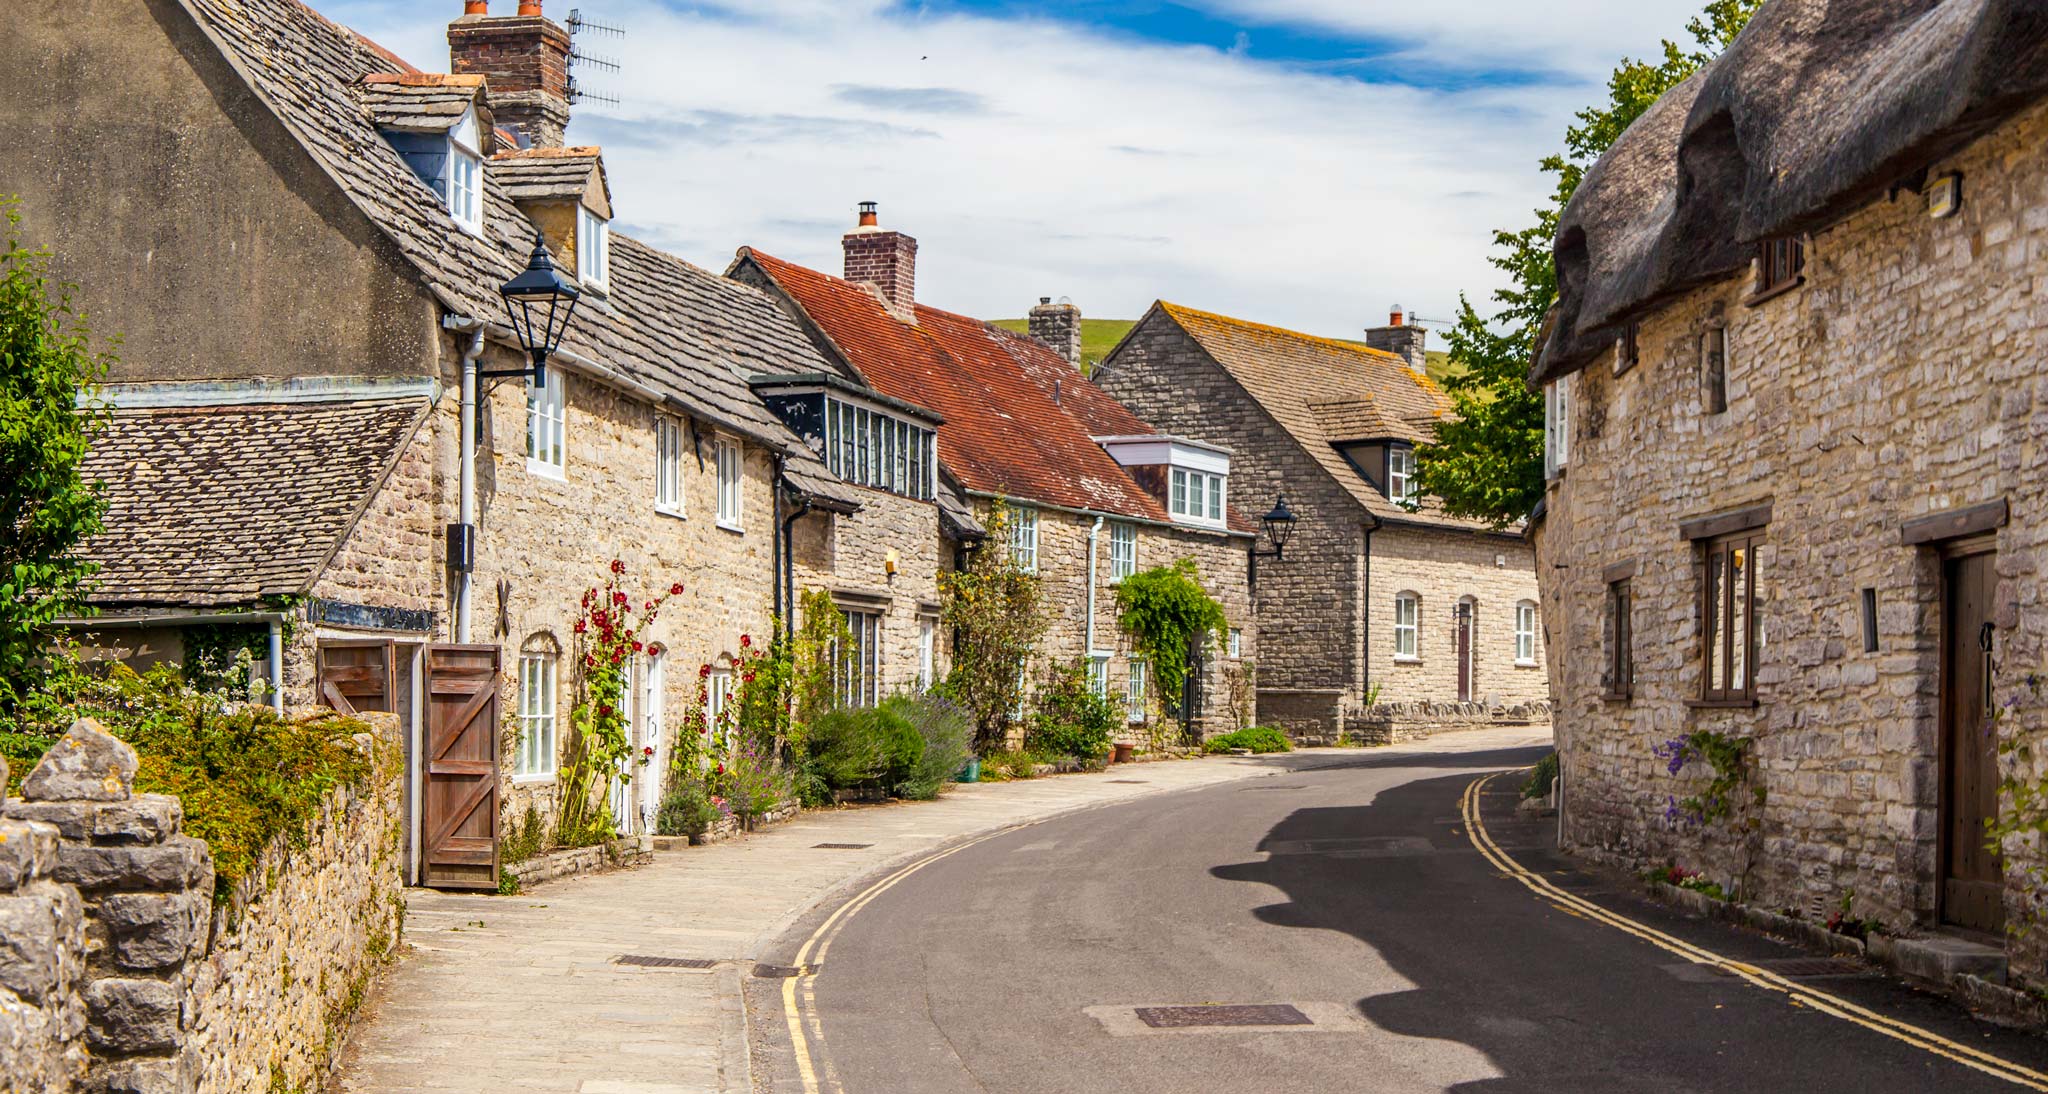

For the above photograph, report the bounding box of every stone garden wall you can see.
[0,712,403,1094]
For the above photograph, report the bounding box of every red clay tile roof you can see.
[739,249,1175,523]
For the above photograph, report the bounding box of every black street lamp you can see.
[1255,493,1297,559]
[1249,493,1296,589]
[489,230,581,386]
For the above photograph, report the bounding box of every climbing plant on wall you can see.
[1113,558,1227,730]
[555,560,681,846]
[939,502,1046,751]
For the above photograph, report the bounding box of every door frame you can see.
[1936,535,2000,932]
[317,632,429,883]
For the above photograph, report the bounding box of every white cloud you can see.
[327,0,1701,338]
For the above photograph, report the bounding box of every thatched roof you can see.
[1533,0,2048,385]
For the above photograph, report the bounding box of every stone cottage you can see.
[4,0,947,888]
[1095,303,1547,740]
[730,208,1258,740]
[1528,0,2048,970]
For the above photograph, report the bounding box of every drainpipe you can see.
[1361,521,1374,705]
[267,618,284,714]
[445,317,488,644]
[779,483,813,643]
[1085,516,1104,657]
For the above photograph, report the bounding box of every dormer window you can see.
[445,106,484,235]
[1387,445,1415,504]
[578,204,609,292]
[1095,434,1231,530]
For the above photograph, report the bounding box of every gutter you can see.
[59,611,291,713]
[960,490,1257,541]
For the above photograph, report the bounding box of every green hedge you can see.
[1202,726,1292,754]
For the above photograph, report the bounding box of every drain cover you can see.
[813,842,873,849]
[1240,784,1307,792]
[753,963,809,978]
[1135,1004,1312,1029]
[615,955,716,969]
[1109,779,1149,784]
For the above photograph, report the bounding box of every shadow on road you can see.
[1272,743,1553,774]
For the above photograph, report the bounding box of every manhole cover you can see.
[615,955,716,969]
[753,963,809,978]
[813,843,873,849]
[1135,1004,1313,1029]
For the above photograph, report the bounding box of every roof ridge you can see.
[1160,301,1408,364]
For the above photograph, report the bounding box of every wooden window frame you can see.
[526,370,566,476]
[1749,236,1805,303]
[716,439,743,531]
[655,415,684,517]
[1109,522,1138,582]
[1009,506,1039,573]
[1393,593,1420,660]
[1127,658,1148,723]
[1695,529,1764,706]
[1614,321,1640,376]
[836,608,883,708]
[1605,578,1634,701]
[1514,601,1538,665]
[515,653,557,780]
[1387,445,1415,504]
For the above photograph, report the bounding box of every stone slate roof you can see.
[1535,0,2048,382]
[354,73,482,132]
[489,146,610,216]
[738,249,1203,527]
[1134,302,1492,531]
[82,399,427,607]
[173,0,856,511]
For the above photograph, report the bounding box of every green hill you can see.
[988,318,1134,374]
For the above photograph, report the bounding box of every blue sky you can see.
[325,0,1704,336]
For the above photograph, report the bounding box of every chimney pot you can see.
[465,0,488,13]
[518,0,542,14]
[1390,304,1405,326]
[857,201,879,228]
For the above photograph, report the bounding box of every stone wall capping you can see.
[23,717,139,803]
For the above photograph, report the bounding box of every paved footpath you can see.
[337,727,1547,1093]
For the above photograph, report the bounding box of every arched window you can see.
[1515,601,1539,665]
[515,632,561,779]
[1393,592,1420,659]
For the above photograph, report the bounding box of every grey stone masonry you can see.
[1363,310,1428,375]
[1029,298,1083,368]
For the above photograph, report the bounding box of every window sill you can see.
[526,458,567,482]
[1683,698,1759,710]
[1742,275,1804,308]
[1514,659,1540,669]
[511,773,557,786]
[716,519,744,534]
[1602,691,1633,704]
[1392,655,1422,665]
[656,505,687,521]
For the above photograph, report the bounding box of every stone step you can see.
[1870,932,2008,987]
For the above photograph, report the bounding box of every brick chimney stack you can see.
[1364,304,1428,374]
[448,1,572,148]
[1029,296,1082,370]
[842,202,918,320]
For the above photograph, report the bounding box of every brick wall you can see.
[1535,97,2048,968]
[840,230,917,318]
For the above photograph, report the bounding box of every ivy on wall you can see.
[1113,558,1227,729]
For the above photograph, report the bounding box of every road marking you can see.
[1461,774,2048,1091]
[779,825,1021,1094]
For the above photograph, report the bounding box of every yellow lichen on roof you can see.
[1159,301,1409,365]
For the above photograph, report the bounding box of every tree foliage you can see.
[939,502,1047,751]
[1411,1,1760,526]
[0,199,111,709]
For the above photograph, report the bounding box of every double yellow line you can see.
[780,827,1018,1094]
[1461,773,2048,1090]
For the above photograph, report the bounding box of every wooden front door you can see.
[318,641,394,714]
[422,644,501,891]
[1941,548,2003,934]
[1455,603,1474,703]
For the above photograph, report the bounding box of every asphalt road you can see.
[755,743,2048,1093]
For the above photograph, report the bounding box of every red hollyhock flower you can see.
[643,746,655,756]
[644,601,654,612]
[631,641,644,652]
[573,620,587,634]
[714,763,725,775]
[611,559,625,574]
[699,665,712,678]
[614,591,629,605]
[739,634,751,648]
[670,583,684,596]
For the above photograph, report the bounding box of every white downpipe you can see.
[449,318,487,644]
[1085,516,1104,656]
[267,619,284,714]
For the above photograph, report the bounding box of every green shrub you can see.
[1023,659,1117,761]
[655,777,722,837]
[976,749,1041,782]
[882,693,972,800]
[1523,752,1559,800]
[796,704,924,800]
[1202,726,1292,754]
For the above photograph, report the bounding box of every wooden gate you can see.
[422,644,501,891]
[1941,547,2003,934]
[317,641,394,714]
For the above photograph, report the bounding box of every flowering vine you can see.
[555,559,682,846]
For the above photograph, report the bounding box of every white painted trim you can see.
[102,375,437,408]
